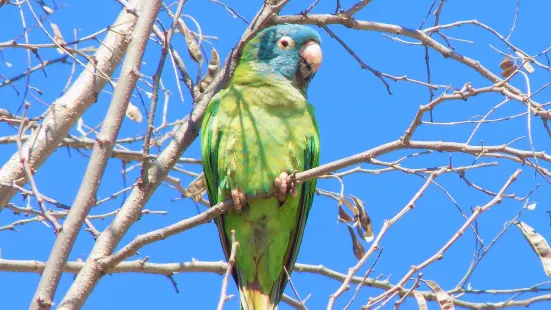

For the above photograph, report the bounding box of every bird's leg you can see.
[274,171,298,202]
[231,188,247,211]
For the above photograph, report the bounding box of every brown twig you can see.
[321,24,391,94]
[343,0,373,16]
[454,199,532,290]
[140,0,186,188]
[3,258,550,309]
[15,102,62,234]
[0,55,70,88]
[272,15,549,119]
[327,167,448,309]
[343,249,384,310]
[393,273,423,309]
[0,5,137,210]
[364,169,522,308]
[216,230,238,310]
[211,0,249,24]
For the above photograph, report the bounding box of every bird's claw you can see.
[231,188,247,211]
[274,171,298,202]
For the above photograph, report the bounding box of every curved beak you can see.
[299,40,322,73]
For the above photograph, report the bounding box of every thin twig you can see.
[327,167,448,309]
[216,230,238,310]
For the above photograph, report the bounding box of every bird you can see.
[201,24,322,310]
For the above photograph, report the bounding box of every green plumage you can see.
[201,24,321,309]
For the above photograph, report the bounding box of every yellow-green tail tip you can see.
[240,286,277,310]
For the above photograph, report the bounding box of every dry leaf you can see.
[347,225,365,260]
[526,202,537,211]
[125,103,143,123]
[501,66,517,78]
[199,48,220,93]
[176,19,202,63]
[413,291,428,310]
[50,22,66,54]
[425,280,455,310]
[499,56,514,70]
[515,221,551,276]
[499,56,517,78]
[352,196,374,242]
[340,196,359,218]
[166,9,202,63]
[515,51,535,73]
[186,174,207,202]
[338,204,355,223]
[355,225,367,244]
[42,4,54,14]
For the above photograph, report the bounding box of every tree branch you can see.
[54,1,290,309]
[271,14,550,119]
[31,1,160,309]
[1,258,549,309]
[0,3,137,209]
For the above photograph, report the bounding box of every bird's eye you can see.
[278,36,295,49]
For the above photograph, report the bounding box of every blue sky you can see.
[2,0,551,309]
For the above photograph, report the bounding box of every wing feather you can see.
[275,114,320,301]
[201,97,238,284]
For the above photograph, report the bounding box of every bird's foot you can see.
[274,171,298,202]
[231,188,247,211]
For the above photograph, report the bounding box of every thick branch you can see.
[294,139,551,184]
[70,139,550,270]
[55,2,290,309]
[0,4,137,209]
[0,135,201,164]
[1,258,549,309]
[31,1,159,309]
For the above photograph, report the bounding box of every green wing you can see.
[276,105,320,300]
[201,96,237,283]
[202,91,320,301]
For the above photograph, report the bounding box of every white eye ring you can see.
[278,36,295,49]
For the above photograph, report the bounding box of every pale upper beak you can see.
[299,41,322,73]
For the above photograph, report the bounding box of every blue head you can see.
[240,24,322,90]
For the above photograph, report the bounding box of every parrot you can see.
[201,24,322,310]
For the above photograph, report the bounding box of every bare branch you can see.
[2,258,549,309]
[328,167,449,309]
[32,1,161,308]
[55,3,291,308]
[0,3,137,209]
[216,230,238,310]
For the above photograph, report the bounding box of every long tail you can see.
[238,276,280,310]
